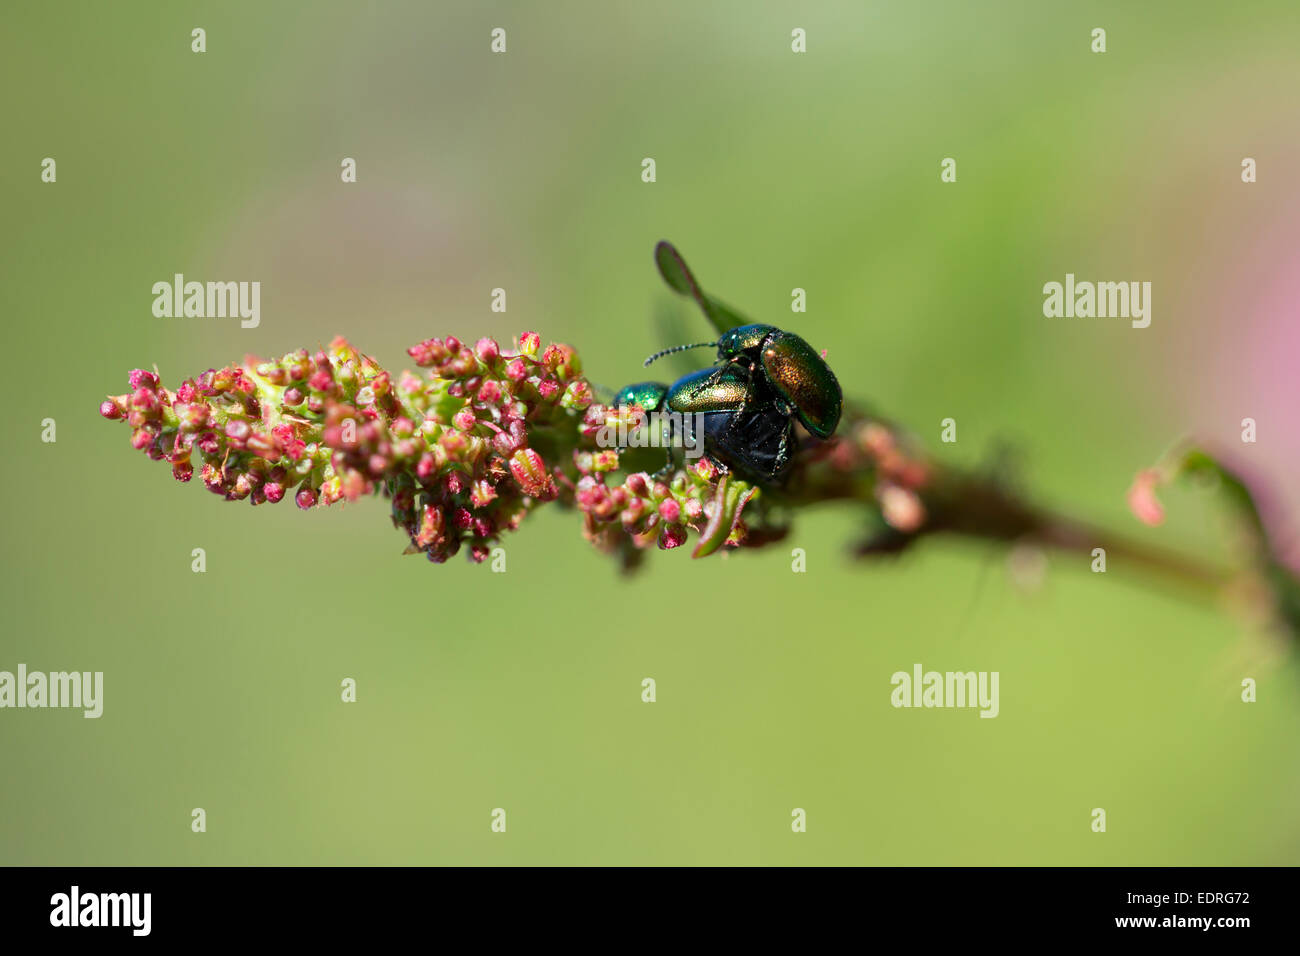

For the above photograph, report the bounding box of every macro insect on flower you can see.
[99,243,844,565]
[612,245,842,485]
[98,241,1300,640]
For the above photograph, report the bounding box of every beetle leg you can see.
[650,409,682,478]
[772,426,790,480]
[726,393,748,441]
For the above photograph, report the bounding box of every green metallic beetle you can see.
[614,366,796,483]
[712,323,842,440]
[613,242,844,483]
[615,324,842,484]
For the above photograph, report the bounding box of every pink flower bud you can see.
[439,430,467,455]
[130,388,159,413]
[658,523,688,550]
[691,457,718,482]
[561,381,593,410]
[878,485,925,533]
[541,344,566,370]
[416,504,445,547]
[177,402,210,429]
[509,448,555,499]
[231,473,254,500]
[201,463,225,494]
[470,479,497,508]
[407,338,449,367]
[245,431,278,459]
[1127,469,1166,527]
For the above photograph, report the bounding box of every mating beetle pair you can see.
[613,245,843,484]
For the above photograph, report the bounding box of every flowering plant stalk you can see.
[99,243,1300,641]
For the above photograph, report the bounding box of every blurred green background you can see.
[3,1,1299,865]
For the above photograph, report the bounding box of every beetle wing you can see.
[760,336,842,439]
[663,366,750,413]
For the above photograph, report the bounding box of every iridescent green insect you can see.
[612,243,844,483]
[712,323,842,440]
[614,365,796,483]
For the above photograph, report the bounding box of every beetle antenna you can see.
[642,341,717,368]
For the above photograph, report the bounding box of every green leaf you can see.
[654,241,752,337]
[693,475,759,558]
